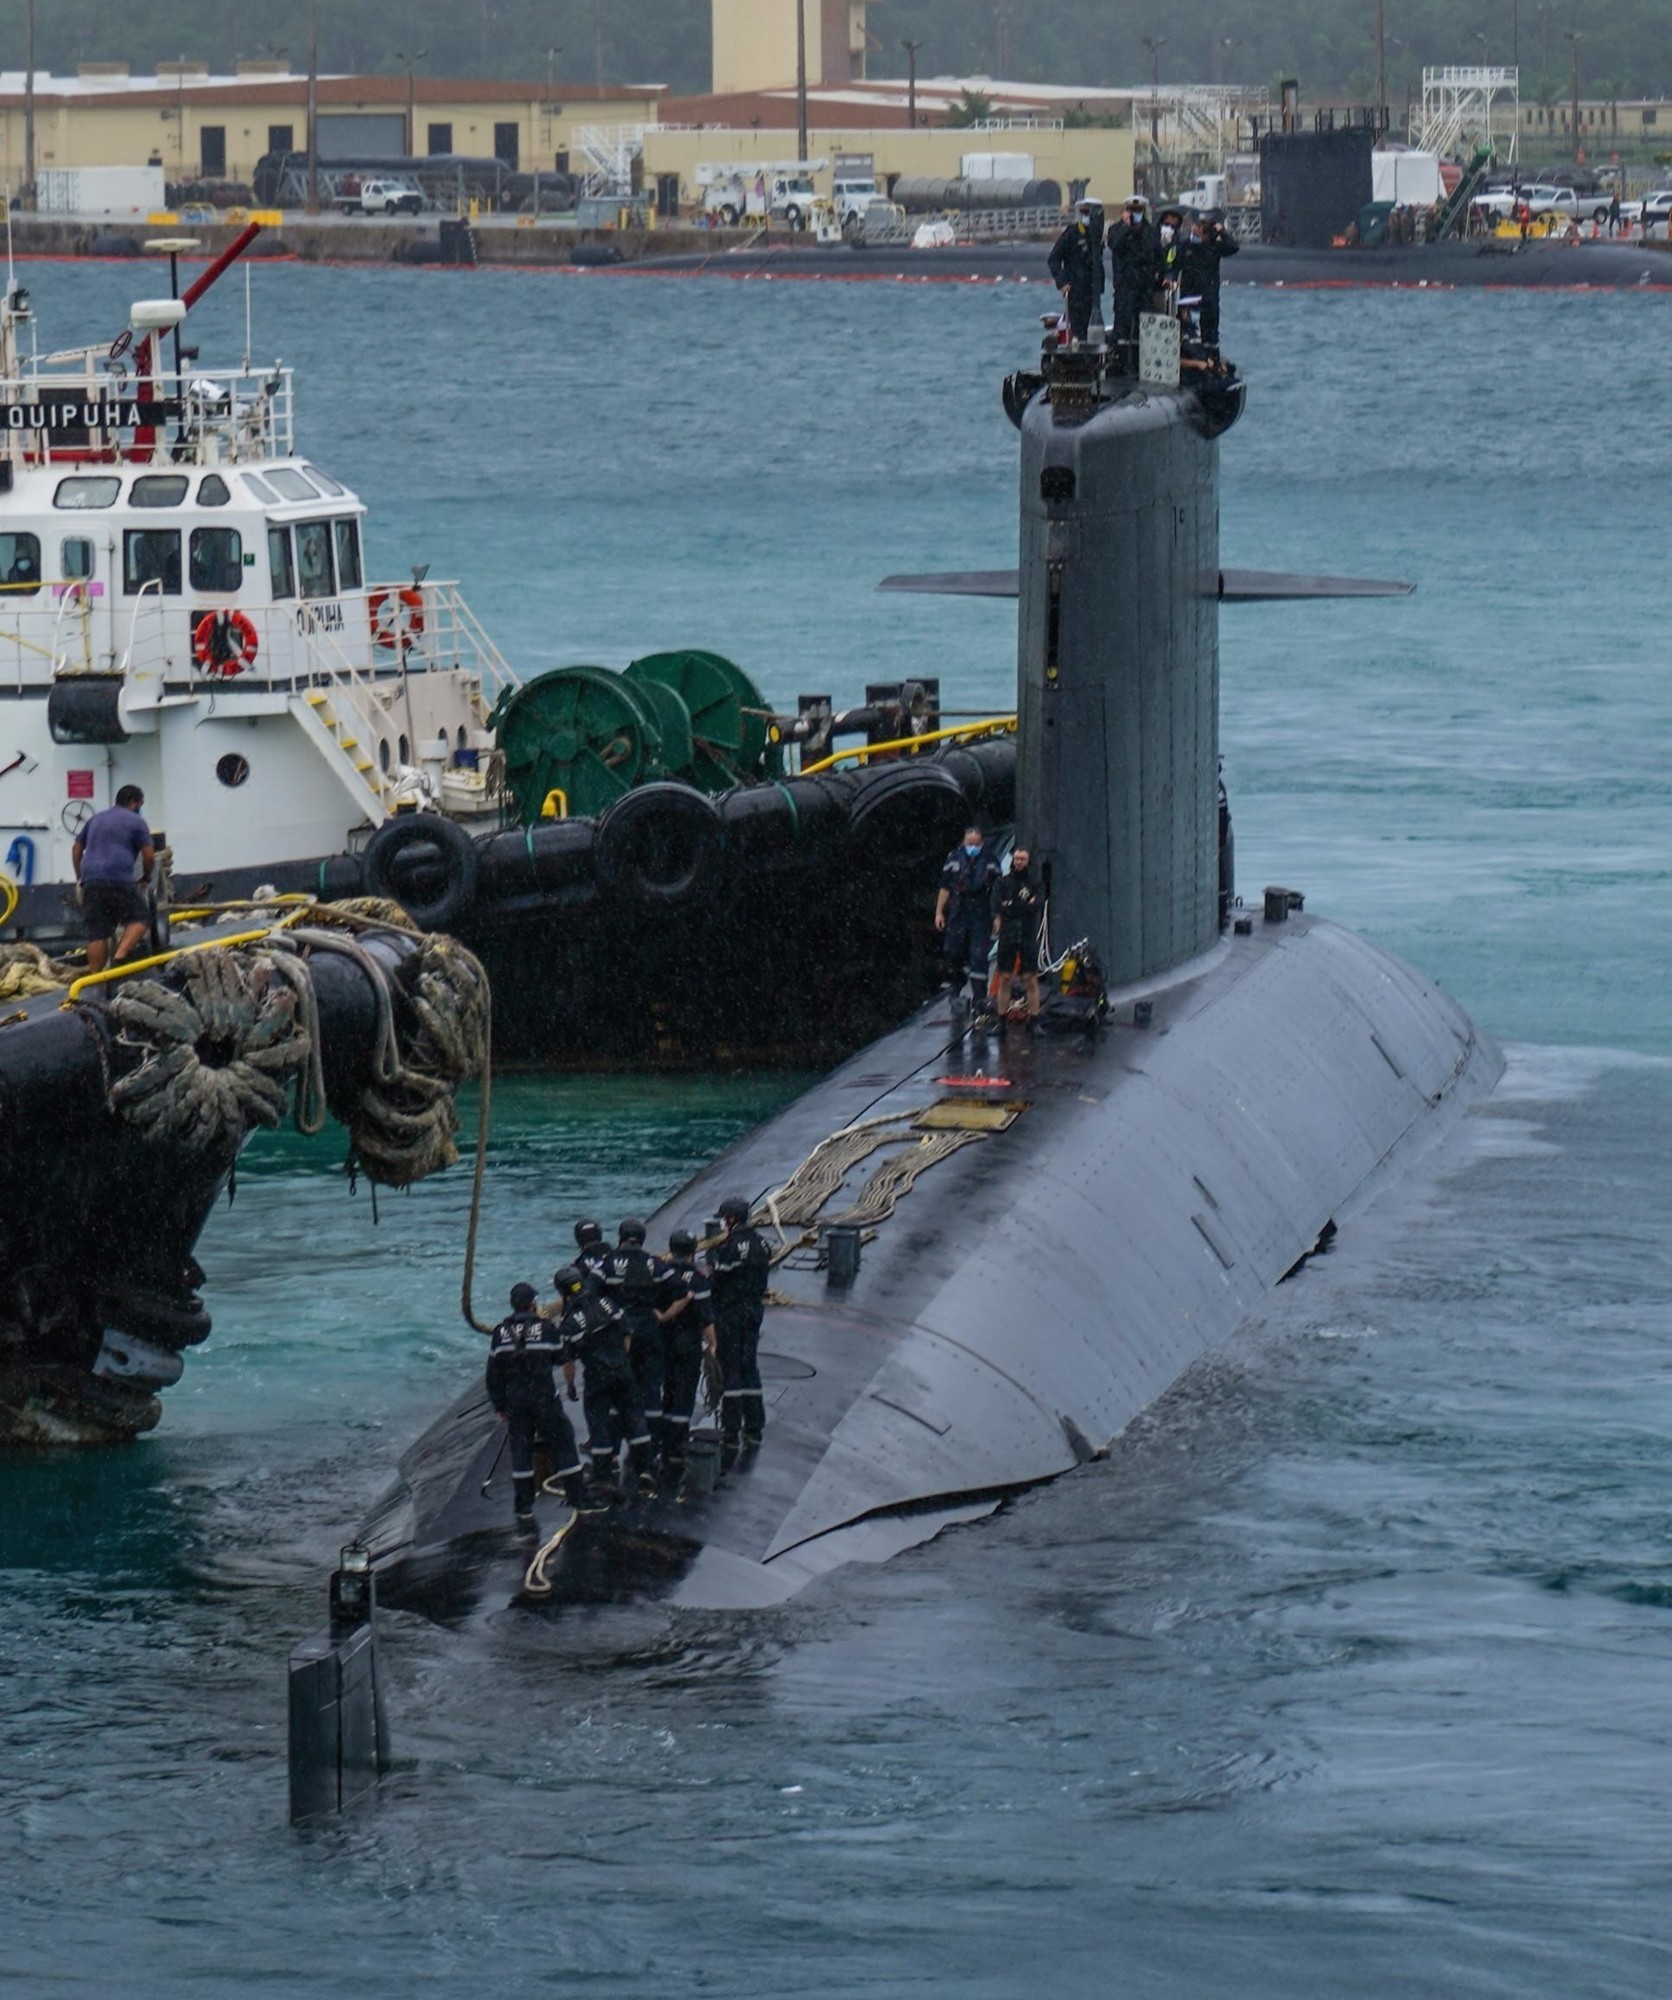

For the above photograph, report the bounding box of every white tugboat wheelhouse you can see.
[0,226,515,926]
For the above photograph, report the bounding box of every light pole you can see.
[902,38,922,130]
[1374,0,1387,120]
[1141,35,1168,154]
[305,0,319,215]
[796,0,809,161]
[544,45,562,167]
[395,49,427,158]
[1564,30,1581,158]
[23,0,35,210]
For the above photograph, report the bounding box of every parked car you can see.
[1620,189,1672,224]
[1471,182,1611,223]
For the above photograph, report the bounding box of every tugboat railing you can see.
[0,363,296,468]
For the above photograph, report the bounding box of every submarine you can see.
[361,315,1502,1616]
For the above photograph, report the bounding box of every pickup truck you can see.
[1471,182,1612,223]
[336,178,424,217]
[1620,189,1672,224]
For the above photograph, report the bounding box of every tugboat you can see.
[0,222,1016,1065]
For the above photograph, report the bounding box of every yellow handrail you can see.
[63,929,274,1004]
[0,873,17,929]
[798,714,1016,777]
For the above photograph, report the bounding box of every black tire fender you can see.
[361,812,481,930]
[595,784,724,904]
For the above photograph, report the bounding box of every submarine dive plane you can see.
[362,326,1502,1615]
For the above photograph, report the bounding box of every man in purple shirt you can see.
[72,784,155,972]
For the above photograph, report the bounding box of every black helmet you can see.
[717,1194,751,1224]
[574,1218,603,1248]
[669,1228,697,1256]
[510,1281,537,1309]
[552,1263,586,1296]
[617,1217,647,1245]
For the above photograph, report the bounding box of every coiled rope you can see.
[104,909,491,1189]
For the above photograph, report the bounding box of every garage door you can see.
[318,113,406,160]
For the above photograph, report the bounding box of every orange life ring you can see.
[192,609,259,677]
[368,587,426,652]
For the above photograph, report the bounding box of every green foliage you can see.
[941,88,994,128]
[0,0,1668,102]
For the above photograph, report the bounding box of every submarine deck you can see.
[366,903,1502,1618]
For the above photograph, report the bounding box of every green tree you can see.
[942,87,995,127]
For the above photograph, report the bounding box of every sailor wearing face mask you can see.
[1046,195,1106,341]
[1154,208,1186,301]
[1105,195,1156,367]
[935,825,999,1028]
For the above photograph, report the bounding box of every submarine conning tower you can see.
[1017,375,1237,986]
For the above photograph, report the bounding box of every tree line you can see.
[6,0,1668,107]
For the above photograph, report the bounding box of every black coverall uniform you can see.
[485,1309,584,1517]
[658,1257,716,1473]
[1046,216,1104,340]
[1179,227,1239,351]
[940,842,998,1010]
[557,1293,650,1481]
[599,1243,675,1455]
[707,1220,771,1444]
[1106,217,1157,361]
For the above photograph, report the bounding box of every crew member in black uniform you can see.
[599,1218,675,1467]
[551,1263,653,1494]
[935,826,999,1027]
[656,1228,717,1485]
[572,1217,611,1291]
[1179,212,1239,355]
[1153,208,1185,301]
[485,1282,586,1526]
[991,846,1044,1026]
[706,1194,770,1449]
[1046,195,1105,341]
[1105,195,1156,367]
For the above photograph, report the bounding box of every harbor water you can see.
[3,262,1671,1996]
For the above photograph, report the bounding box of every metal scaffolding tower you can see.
[1413,67,1520,163]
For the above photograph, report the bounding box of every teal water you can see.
[4,264,1672,1996]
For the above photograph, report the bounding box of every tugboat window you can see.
[268,525,294,599]
[54,475,121,509]
[60,537,94,581]
[304,464,346,496]
[295,520,335,599]
[197,474,232,507]
[242,472,280,505]
[334,519,363,590]
[267,468,321,502]
[0,533,42,596]
[130,474,190,508]
[215,752,250,788]
[124,529,182,595]
[190,527,243,594]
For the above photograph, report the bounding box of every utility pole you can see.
[23,0,36,209]
[1374,0,1387,122]
[1141,35,1168,154]
[545,45,561,165]
[306,0,319,214]
[796,0,809,161]
[594,0,604,91]
[1564,30,1581,158]
[902,39,922,130]
[396,49,426,158]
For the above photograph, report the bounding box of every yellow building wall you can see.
[0,90,664,190]
[643,123,1134,210]
[713,0,843,95]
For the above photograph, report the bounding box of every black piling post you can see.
[288,1542,389,1825]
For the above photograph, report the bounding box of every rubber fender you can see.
[92,1330,186,1389]
[932,738,1017,824]
[847,761,970,858]
[595,783,724,905]
[361,813,481,930]
[96,1285,213,1352]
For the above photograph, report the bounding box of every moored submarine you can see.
[362,330,1502,1614]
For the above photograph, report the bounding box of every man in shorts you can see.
[72,784,155,972]
[991,846,1043,1027]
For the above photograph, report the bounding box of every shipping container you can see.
[36,166,166,217]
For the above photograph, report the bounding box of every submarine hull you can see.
[365,909,1501,1613]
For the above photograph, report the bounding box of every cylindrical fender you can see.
[595,783,724,905]
[360,813,481,931]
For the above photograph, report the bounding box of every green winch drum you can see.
[626,650,781,791]
[491,666,664,823]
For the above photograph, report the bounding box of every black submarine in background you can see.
[362,337,1502,1614]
